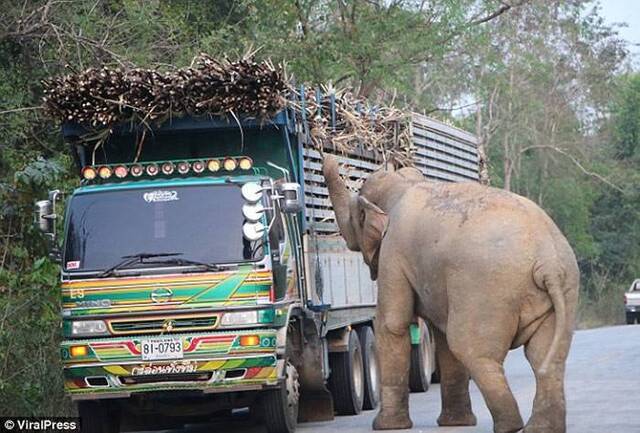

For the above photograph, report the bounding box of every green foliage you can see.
[0,259,73,416]
[544,177,598,260]
[590,164,640,281]
[611,74,640,160]
[0,149,73,415]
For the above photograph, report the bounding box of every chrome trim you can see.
[84,376,110,388]
[62,300,299,319]
[70,392,131,401]
[65,354,278,369]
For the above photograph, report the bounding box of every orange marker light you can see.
[130,164,144,177]
[239,335,260,346]
[177,161,190,175]
[207,160,221,172]
[192,161,205,173]
[70,345,88,357]
[146,163,159,176]
[98,166,112,179]
[81,167,97,180]
[239,157,253,170]
[114,165,128,178]
[223,158,237,171]
[161,162,175,175]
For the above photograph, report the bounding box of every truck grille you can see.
[120,372,212,385]
[109,315,218,335]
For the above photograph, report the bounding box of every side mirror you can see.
[34,190,62,263]
[278,183,303,214]
[35,200,53,234]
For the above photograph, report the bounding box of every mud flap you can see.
[298,388,334,422]
[294,317,335,422]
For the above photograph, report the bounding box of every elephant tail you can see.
[533,261,567,375]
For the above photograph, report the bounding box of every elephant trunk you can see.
[322,154,360,251]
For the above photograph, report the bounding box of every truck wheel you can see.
[254,362,300,433]
[328,329,364,415]
[409,326,432,393]
[627,313,636,325]
[357,326,379,410]
[431,365,441,384]
[77,400,120,433]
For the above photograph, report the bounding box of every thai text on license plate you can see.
[141,338,183,361]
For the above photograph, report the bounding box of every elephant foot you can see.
[437,410,477,426]
[494,419,524,433]
[523,420,564,433]
[372,411,413,430]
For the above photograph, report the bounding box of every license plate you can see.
[141,338,183,361]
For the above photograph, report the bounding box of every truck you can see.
[35,97,479,433]
[624,279,640,324]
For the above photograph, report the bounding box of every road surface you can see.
[152,325,640,433]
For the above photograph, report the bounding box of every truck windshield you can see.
[63,183,262,273]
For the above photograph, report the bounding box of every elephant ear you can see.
[358,196,389,280]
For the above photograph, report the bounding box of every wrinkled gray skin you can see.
[322,155,579,433]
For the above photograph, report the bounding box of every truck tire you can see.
[409,325,432,393]
[626,313,636,325]
[431,365,441,384]
[253,362,300,433]
[357,326,379,410]
[77,400,120,433]
[328,329,364,415]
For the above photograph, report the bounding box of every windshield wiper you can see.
[146,257,224,272]
[98,252,183,277]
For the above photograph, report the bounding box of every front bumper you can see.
[626,305,640,313]
[62,329,280,399]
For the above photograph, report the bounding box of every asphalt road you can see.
[155,325,640,433]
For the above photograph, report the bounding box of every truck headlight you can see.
[220,311,258,326]
[71,320,109,337]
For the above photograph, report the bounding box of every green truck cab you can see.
[36,107,478,432]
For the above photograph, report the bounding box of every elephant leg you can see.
[523,311,574,433]
[372,270,414,431]
[446,307,523,433]
[432,327,477,426]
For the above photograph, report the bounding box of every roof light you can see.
[98,166,112,179]
[146,163,159,176]
[177,161,190,175]
[223,158,237,171]
[192,161,205,173]
[130,164,144,177]
[161,162,175,175]
[81,167,97,180]
[114,165,128,178]
[239,157,253,170]
[207,159,221,172]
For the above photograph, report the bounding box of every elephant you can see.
[321,154,579,433]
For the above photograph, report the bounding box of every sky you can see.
[598,0,640,59]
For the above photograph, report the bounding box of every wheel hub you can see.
[369,347,379,396]
[353,347,364,401]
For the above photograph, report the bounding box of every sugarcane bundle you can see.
[41,54,411,164]
[41,54,287,127]
[291,86,413,166]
